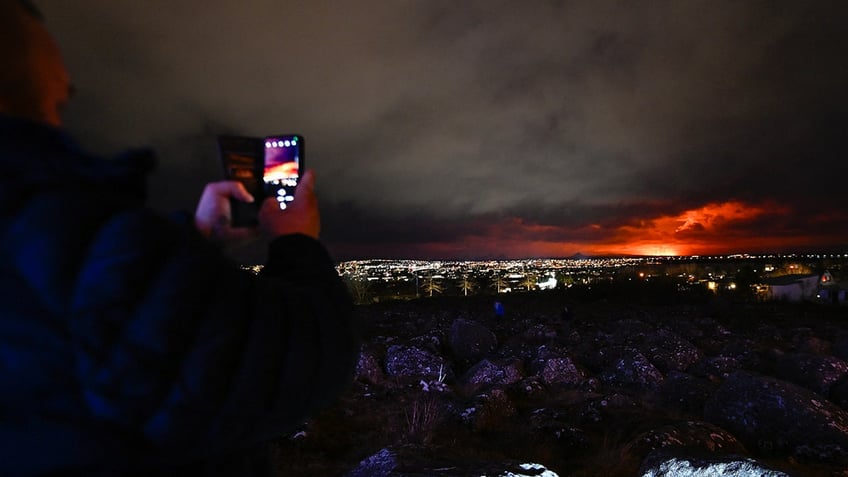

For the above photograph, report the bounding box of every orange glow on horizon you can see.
[590,201,777,256]
[609,244,684,257]
[330,200,844,260]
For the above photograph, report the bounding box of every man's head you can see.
[0,0,72,127]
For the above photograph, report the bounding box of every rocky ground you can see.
[271,285,848,476]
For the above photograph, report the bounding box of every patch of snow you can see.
[488,462,560,477]
[641,457,789,477]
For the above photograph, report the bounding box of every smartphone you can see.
[217,135,263,227]
[263,134,304,211]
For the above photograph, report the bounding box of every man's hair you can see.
[16,0,43,21]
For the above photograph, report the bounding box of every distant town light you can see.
[537,276,557,290]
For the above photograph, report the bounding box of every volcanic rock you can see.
[456,358,523,396]
[448,319,497,363]
[773,352,848,395]
[274,295,848,477]
[704,370,848,463]
[385,345,453,382]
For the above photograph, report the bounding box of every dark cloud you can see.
[40,0,848,258]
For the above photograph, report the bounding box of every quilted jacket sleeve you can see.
[59,204,357,465]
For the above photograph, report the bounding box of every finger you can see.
[209,181,255,203]
[295,170,315,201]
[232,181,255,203]
[259,197,279,214]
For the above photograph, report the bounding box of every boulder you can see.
[385,345,453,381]
[344,448,397,477]
[658,371,718,414]
[717,338,763,372]
[355,349,384,384]
[514,376,547,401]
[607,318,653,346]
[457,358,523,396]
[599,347,665,390]
[538,356,585,387]
[689,355,741,378]
[641,328,702,373]
[793,334,831,355]
[829,375,848,411]
[576,393,641,426]
[773,352,848,395]
[448,319,497,363]
[520,323,559,342]
[622,420,746,462]
[527,408,590,451]
[408,332,443,354]
[704,371,848,464]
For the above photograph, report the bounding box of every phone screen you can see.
[264,135,303,210]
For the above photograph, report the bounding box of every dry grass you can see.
[404,394,444,443]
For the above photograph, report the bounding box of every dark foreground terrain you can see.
[272,287,848,476]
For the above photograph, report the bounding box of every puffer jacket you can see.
[0,116,359,476]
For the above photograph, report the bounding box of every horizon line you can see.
[335,250,848,263]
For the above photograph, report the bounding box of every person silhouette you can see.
[0,1,359,475]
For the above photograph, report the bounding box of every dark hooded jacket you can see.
[0,116,359,476]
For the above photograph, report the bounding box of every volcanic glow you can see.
[591,201,773,256]
[329,199,846,260]
[467,200,790,258]
[492,200,818,258]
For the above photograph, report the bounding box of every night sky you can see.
[41,1,848,260]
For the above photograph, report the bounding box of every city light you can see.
[333,253,845,304]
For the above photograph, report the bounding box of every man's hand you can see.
[194,181,257,243]
[260,169,320,239]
